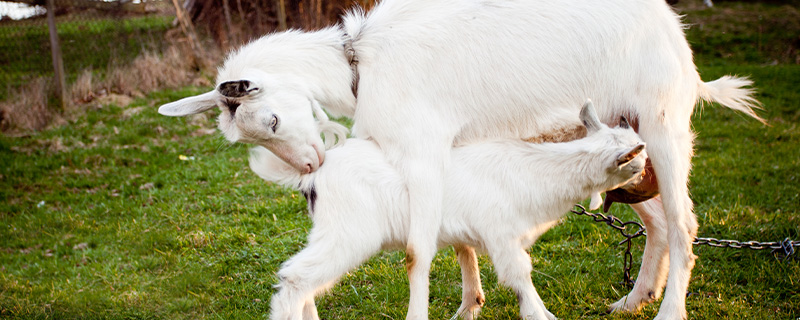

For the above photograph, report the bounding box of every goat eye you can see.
[269,115,279,132]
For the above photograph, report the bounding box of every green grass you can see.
[680,2,800,66]
[1,2,799,319]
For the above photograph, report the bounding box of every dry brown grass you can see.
[2,43,219,135]
[70,69,95,104]
[0,78,54,134]
[106,44,216,97]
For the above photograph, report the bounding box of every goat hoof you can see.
[609,294,647,314]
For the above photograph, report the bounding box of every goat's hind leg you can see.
[381,135,451,320]
[452,244,485,320]
[633,113,697,320]
[609,196,670,313]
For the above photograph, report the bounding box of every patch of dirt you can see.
[95,94,134,108]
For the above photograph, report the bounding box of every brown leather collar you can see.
[343,33,360,98]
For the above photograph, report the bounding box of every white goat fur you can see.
[250,103,648,320]
[157,0,763,319]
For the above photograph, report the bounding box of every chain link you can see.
[570,204,646,288]
[570,204,799,288]
[693,237,799,252]
[570,204,647,241]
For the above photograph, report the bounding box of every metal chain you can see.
[693,237,799,253]
[570,204,799,288]
[570,204,646,288]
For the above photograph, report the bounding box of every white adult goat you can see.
[250,101,647,320]
[158,1,763,319]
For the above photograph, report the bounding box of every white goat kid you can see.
[158,1,763,319]
[251,102,647,320]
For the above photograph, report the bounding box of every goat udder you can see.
[602,158,659,212]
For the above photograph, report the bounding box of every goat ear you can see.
[309,99,330,122]
[616,143,646,167]
[218,80,260,98]
[311,99,350,149]
[579,99,603,133]
[619,116,630,129]
[158,90,218,116]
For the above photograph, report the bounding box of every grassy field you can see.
[1,2,799,319]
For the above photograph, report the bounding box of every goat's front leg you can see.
[302,296,319,320]
[402,157,445,320]
[270,228,381,320]
[487,243,555,320]
[299,279,339,320]
[610,196,669,313]
[452,244,485,320]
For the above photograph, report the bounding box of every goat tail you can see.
[248,146,303,189]
[698,75,766,124]
[341,6,367,41]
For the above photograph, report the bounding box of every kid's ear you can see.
[158,90,218,116]
[616,143,646,167]
[579,99,603,133]
[619,116,630,129]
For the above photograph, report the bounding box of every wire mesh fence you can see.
[0,0,175,101]
[183,0,374,49]
[0,0,376,101]
[0,0,375,132]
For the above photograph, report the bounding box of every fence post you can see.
[46,0,67,111]
[276,0,287,31]
[222,0,236,47]
[171,0,202,53]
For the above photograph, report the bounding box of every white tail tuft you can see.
[698,75,766,124]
